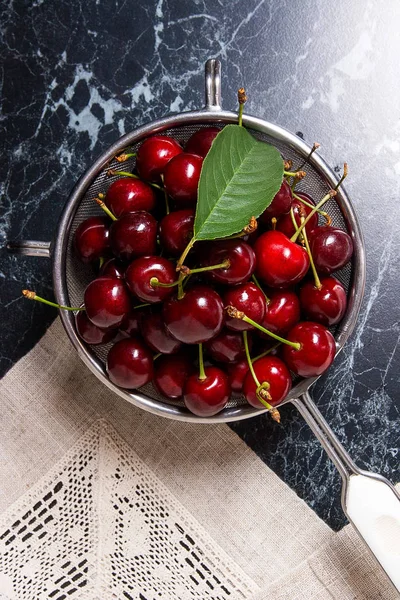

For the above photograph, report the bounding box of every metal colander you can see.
[10,60,400,591]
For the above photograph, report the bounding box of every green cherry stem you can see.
[133,303,151,309]
[289,207,300,236]
[243,331,279,417]
[182,259,230,276]
[107,170,163,192]
[153,352,162,361]
[301,218,322,290]
[251,274,270,303]
[160,174,170,215]
[292,192,331,224]
[290,189,337,243]
[22,290,84,312]
[298,142,320,171]
[150,277,180,289]
[251,343,281,363]
[334,162,348,191]
[243,330,261,389]
[115,152,136,162]
[177,237,196,269]
[226,306,301,350]
[198,343,206,380]
[283,170,306,178]
[95,197,117,221]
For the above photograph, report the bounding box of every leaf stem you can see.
[198,343,206,380]
[95,197,117,221]
[22,290,84,312]
[290,190,336,243]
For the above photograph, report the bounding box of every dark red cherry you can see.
[254,230,310,288]
[260,290,300,336]
[136,135,182,182]
[226,360,249,393]
[163,153,203,207]
[299,277,347,326]
[106,337,153,389]
[74,216,110,263]
[282,321,336,377]
[99,257,125,279]
[308,226,354,274]
[119,307,148,336]
[184,366,230,417]
[163,286,224,344]
[154,353,194,399]
[205,329,252,363]
[125,256,177,304]
[185,127,220,157]
[159,209,195,256]
[105,177,156,217]
[140,311,182,354]
[202,240,256,285]
[224,282,267,331]
[276,193,318,238]
[243,356,292,408]
[110,211,157,261]
[84,277,131,329]
[259,180,293,223]
[75,310,116,345]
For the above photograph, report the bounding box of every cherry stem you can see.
[115,152,136,162]
[177,237,196,269]
[107,170,163,192]
[301,217,322,290]
[243,331,274,412]
[183,259,230,276]
[271,217,277,230]
[153,352,162,361]
[289,207,300,236]
[251,274,270,303]
[251,343,281,363]
[133,303,151,309]
[298,142,320,171]
[98,256,105,269]
[177,273,185,300]
[22,290,84,312]
[334,162,348,190]
[226,306,301,350]
[95,197,117,221]
[238,87,247,127]
[160,174,169,215]
[290,190,337,243]
[292,192,331,224]
[284,170,306,178]
[150,277,180,289]
[198,343,206,380]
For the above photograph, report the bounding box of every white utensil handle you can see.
[345,473,400,592]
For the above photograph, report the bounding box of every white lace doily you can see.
[0,420,258,600]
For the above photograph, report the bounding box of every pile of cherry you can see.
[72,127,353,419]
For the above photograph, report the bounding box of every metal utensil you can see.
[9,59,400,592]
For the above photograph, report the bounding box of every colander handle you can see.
[6,240,51,258]
[293,392,400,593]
[204,59,221,110]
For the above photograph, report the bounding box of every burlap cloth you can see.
[0,318,398,599]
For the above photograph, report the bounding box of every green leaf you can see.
[194,125,283,241]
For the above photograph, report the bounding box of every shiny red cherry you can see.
[136,135,182,182]
[99,257,125,279]
[119,307,148,336]
[282,321,336,377]
[125,256,177,304]
[105,177,156,217]
[184,366,230,417]
[276,193,318,238]
[185,127,220,157]
[259,180,293,223]
[84,276,131,329]
[140,311,182,354]
[254,230,310,288]
[223,282,266,331]
[106,337,153,389]
[226,360,249,393]
[159,209,195,256]
[243,356,292,408]
[163,286,224,344]
[110,211,157,261]
[299,277,347,326]
[202,240,256,285]
[308,226,354,274]
[74,216,110,263]
[163,153,203,207]
[259,290,300,336]
[75,310,116,345]
[205,329,252,363]
[154,353,194,399]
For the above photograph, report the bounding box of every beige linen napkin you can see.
[0,318,397,599]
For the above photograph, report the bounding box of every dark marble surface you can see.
[1,1,399,530]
